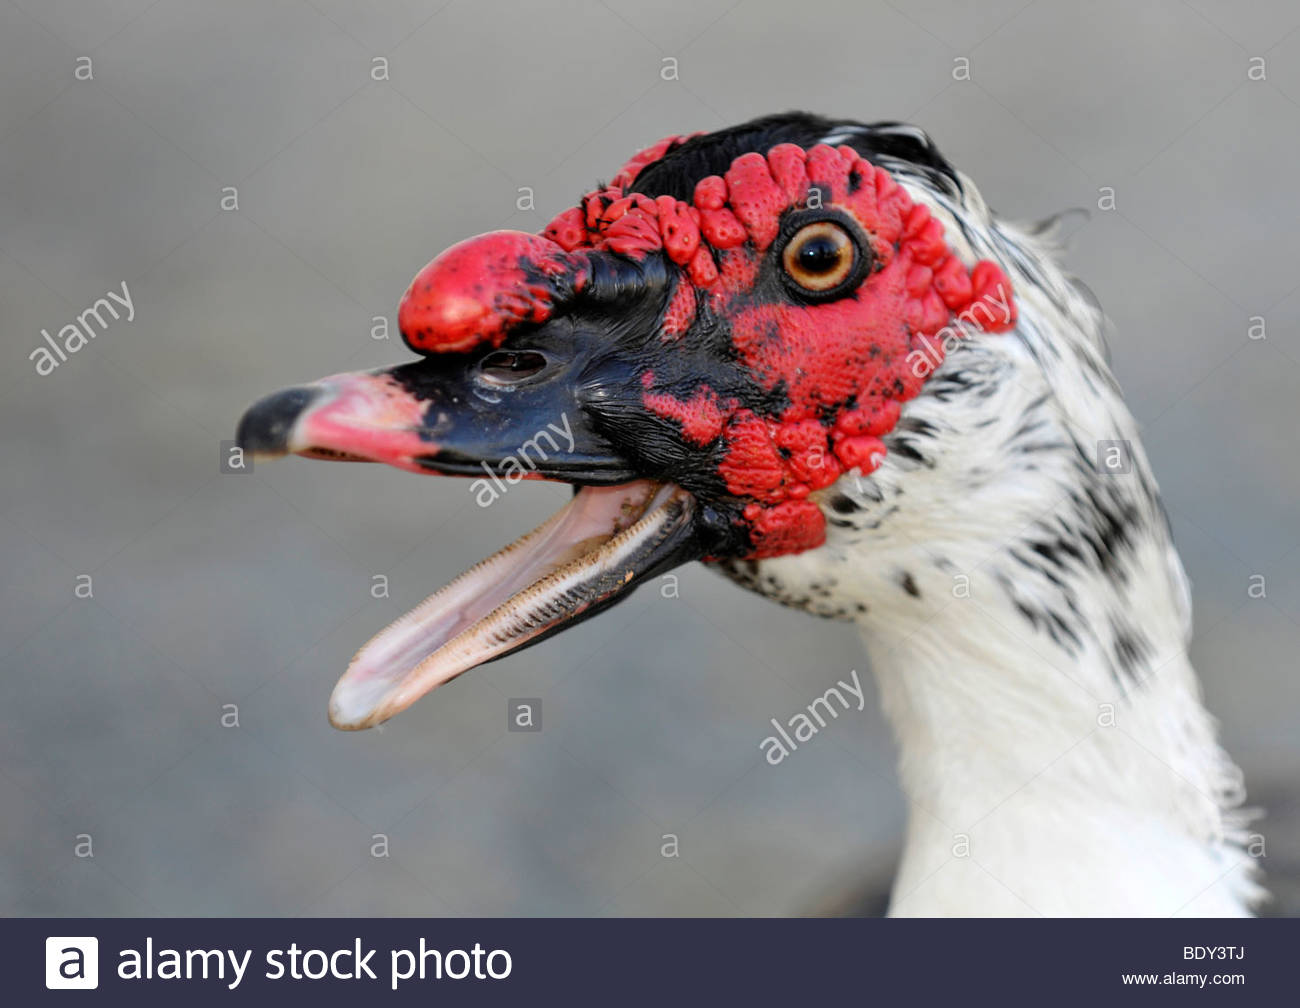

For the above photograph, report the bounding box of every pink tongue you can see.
[328,481,667,729]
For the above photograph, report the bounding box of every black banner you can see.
[13,918,1292,1004]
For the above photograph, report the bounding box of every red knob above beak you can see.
[398,230,589,355]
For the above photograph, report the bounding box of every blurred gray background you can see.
[1,0,1297,916]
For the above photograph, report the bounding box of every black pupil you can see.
[798,235,843,273]
[481,350,546,378]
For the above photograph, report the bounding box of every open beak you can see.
[331,478,694,729]
[236,361,702,730]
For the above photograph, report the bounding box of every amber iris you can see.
[781,221,856,292]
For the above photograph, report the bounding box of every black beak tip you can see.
[236,386,320,456]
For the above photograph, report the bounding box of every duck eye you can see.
[479,349,548,382]
[780,220,861,297]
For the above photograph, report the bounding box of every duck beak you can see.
[236,361,704,730]
[235,224,710,729]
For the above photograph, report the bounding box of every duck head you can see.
[236,112,1017,730]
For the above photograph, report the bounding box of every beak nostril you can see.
[235,386,321,457]
[478,349,549,383]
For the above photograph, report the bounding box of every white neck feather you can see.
[860,193,1265,913]
[859,565,1259,917]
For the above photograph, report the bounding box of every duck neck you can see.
[856,549,1260,917]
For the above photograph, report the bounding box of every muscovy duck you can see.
[237,112,1263,917]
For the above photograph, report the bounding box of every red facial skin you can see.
[397,135,1017,559]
